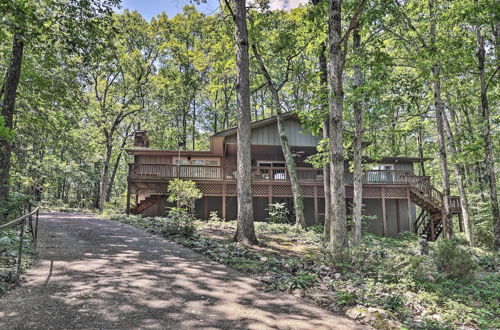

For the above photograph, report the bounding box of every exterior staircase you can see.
[405,173,459,241]
[130,195,162,214]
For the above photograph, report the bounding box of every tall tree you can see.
[327,0,366,248]
[351,23,363,245]
[474,3,499,250]
[224,0,257,244]
[429,0,453,238]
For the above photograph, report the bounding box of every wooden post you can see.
[430,214,436,241]
[126,185,131,215]
[396,199,401,233]
[222,184,226,220]
[15,219,25,283]
[268,185,273,206]
[407,189,414,233]
[458,213,463,232]
[204,197,208,220]
[314,186,319,224]
[381,187,387,236]
[34,209,39,251]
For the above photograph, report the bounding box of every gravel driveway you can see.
[0,212,365,330]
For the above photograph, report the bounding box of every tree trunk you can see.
[106,125,133,202]
[352,24,363,245]
[417,128,426,176]
[327,0,348,248]
[231,0,257,245]
[99,137,113,212]
[251,44,306,228]
[319,44,331,240]
[443,106,473,246]
[476,23,500,251]
[0,33,24,220]
[429,0,453,238]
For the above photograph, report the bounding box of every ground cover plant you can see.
[109,214,499,329]
[0,228,36,295]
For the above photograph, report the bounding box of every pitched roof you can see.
[212,112,298,137]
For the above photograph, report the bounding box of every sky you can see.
[117,0,308,21]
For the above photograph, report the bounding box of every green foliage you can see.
[208,211,222,222]
[0,116,14,141]
[110,211,195,238]
[433,238,477,281]
[0,228,35,294]
[265,202,290,223]
[166,179,202,215]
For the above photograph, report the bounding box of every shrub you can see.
[167,179,202,216]
[209,211,222,222]
[163,207,196,237]
[432,238,476,281]
[265,202,290,223]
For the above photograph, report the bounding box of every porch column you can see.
[396,199,401,233]
[314,186,319,224]
[222,184,226,220]
[381,187,387,236]
[126,185,131,215]
[407,188,414,233]
[268,185,273,206]
[204,197,208,220]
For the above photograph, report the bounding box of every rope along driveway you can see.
[0,212,365,329]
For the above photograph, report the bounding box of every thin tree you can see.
[475,10,499,250]
[311,0,332,241]
[251,44,306,228]
[351,23,363,245]
[429,0,453,238]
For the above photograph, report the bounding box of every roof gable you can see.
[216,113,321,147]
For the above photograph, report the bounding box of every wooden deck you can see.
[127,164,461,240]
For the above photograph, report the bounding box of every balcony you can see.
[129,164,424,185]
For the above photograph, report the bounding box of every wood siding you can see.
[225,118,320,146]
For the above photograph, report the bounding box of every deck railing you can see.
[129,163,461,211]
[130,164,425,185]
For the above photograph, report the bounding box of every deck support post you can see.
[268,185,273,206]
[458,213,463,232]
[222,184,226,220]
[314,186,318,224]
[430,214,436,241]
[396,199,401,233]
[204,197,208,220]
[381,187,387,236]
[126,184,131,215]
[407,189,414,233]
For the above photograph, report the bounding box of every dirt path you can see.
[0,212,364,330]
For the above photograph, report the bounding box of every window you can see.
[257,161,286,180]
[372,164,394,170]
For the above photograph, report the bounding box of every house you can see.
[126,114,461,240]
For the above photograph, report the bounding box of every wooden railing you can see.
[128,164,324,182]
[0,206,40,283]
[128,164,460,210]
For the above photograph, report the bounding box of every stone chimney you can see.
[133,130,150,148]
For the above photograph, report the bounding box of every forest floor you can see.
[109,214,499,330]
[0,212,363,330]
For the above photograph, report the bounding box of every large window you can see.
[257,161,286,180]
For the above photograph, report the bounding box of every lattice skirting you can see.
[129,182,167,194]
[130,181,408,199]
